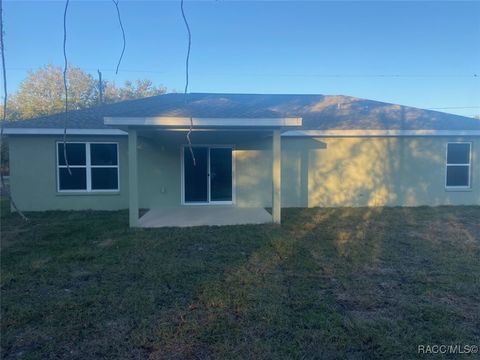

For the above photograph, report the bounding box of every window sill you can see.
[445,187,472,192]
[56,191,120,196]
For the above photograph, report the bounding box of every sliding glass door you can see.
[184,147,209,203]
[183,146,233,204]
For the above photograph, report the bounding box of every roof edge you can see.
[3,128,127,136]
[5,128,480,137]
[283,130,480,137]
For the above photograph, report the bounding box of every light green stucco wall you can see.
[7,134,479,211]
[137,136,181,208]
[9,136,129,211]
[281,136,480,207]
[136,131,273,208]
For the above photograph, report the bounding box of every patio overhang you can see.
[104,116,302,130]
[104,116,302,129]
[116,117,302,227]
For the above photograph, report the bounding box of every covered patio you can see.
[138,206,272,227]
[104,116,302,227]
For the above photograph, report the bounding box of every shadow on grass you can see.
[1,207,276,359]
[1,205,479,359]
[143,207,479,359]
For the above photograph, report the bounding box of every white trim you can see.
[282,129,480,137]
[180,145,235,205]
[56,141,120,193]
[5,128,127,135]
[180,146,185,205]
[232,149,237,205]
[207,149,211,203]
[6,127,479,137]
[445,142,472,189]
[86,144,92,191]
[104,117,302,128]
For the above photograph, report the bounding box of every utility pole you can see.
[97,69,103,105]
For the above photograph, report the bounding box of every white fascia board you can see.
[3,128,127,136]
[282,130,480,137]
[104,117,302,127]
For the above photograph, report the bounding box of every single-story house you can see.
[4,93,480,227]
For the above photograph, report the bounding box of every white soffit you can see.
[3,128,127,135]
[104,117,302,127]
[5,128,479,137]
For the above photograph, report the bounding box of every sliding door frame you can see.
[181,145,236,205]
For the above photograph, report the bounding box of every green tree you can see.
[7,64,167,120]
[103,79,166,103]
[9,64,97,119]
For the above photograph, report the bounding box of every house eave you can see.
[104,116,302,128]
[4,128,479,137]
[3,128,128,136]
[282,130,480,137]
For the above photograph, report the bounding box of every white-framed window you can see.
[57,142,119,192]
[445,142,471,189]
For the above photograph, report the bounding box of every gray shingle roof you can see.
[5,93,480,131]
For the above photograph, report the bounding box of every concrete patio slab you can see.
[138,206,272,228]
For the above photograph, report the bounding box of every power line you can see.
[213,73,480,78]
[6,68,479,78]
[6,67,166,74]
[426,106,480,110]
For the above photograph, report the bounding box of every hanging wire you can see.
[62,0,71,175]
[0,0,27,220]
[180,0,195,166]
[112,0,126,75]
[426,106,480,110]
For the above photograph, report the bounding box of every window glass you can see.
[447,143,470,164]
[91,168,118,190]
[446,166,469,187]
[91,144,118,166]
[59,168,87,190]
[57,142,119,192]
[184,147,208,202]
[210,148,232,202]
[58,143,86,166]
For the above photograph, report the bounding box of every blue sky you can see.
[3,0,480,117]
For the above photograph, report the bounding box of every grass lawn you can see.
[1,205,479,359]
